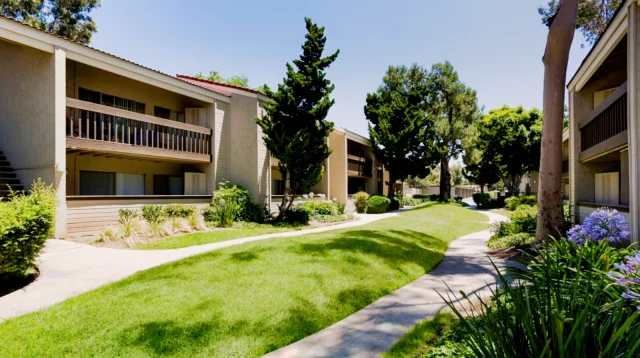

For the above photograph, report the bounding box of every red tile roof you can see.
[176,75,263,96]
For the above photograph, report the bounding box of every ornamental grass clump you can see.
[568,208,630,246]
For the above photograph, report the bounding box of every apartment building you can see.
[567,0,640,241]
[270,128,390,210]
[0,15,270,238]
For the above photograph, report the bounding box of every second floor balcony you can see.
[65,98,212,163]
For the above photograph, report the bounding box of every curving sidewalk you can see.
[0,212,398,322]
[263,207,507,358]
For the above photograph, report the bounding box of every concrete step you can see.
[0,172,17,179]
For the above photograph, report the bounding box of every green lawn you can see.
[0,203,489,357]
[137,222,305,250]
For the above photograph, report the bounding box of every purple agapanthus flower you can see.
[611,252,640,311]
[567,208,630,246]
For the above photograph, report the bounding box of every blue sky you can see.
[90,0,590,137]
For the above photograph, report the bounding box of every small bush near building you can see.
[0,180,57,276]
[488,232,535,249]
[389,199,401,211]
[298,200,339,216]
[454,196,463,202]
[428,194,440,202]
[504,195,537,211]
[141,205,166,224]
[367,196,391,214]
[412,194,429,201]
[283,207,310,225]
[472,192,491,208]
[209,197,241,227]
[490,204,537,243]
[354,191,370,213]
[217,181,264,223]
[165,204,197,218]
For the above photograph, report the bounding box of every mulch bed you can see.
[0,267,39,297]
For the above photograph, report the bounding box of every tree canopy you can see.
[195,70,250,88]
[365,64,440,197]
[539,0,622,46]
[256,18,339,217]
[426,61,481,200]
[0,0,100,44]
[473,105,542,194]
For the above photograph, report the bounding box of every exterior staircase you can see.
[0,151,24,199]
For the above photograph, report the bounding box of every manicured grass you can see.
[382,312,457,358]
[0,203,489,357]
[491,209,512,219]
[137,222,305,250]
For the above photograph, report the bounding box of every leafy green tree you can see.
[539,0,622,46]
[0,0,100,44]
[195,70,250,88]
[462,160,501,193]
[256,18,339,219]
[475,106,542,194]
[365,64,440,198]
[426,62,481,201]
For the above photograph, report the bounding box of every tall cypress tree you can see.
[257,18,339,219]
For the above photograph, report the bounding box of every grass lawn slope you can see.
[0,203,489,357]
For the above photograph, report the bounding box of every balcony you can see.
[579,83,628,161]
[347,155,372,178]
[65,98,212,163]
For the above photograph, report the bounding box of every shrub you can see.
[298,200,338,216]
[165,204,196,218]
[429,194,440,202]
[402,197,422,207]
[353,191,370,213]
[504,195,537,211]
[472,192,491,208]
[283,207,309,225]
[209,197,241,227]
[217,181,264,223]
[568,208,630,246]
[389,199,401,211]
[336,201,346,215]
[367,196,391,214]
[444,240,640,357]
[118,209,142,244]
[141,205,166,224]
[412,194,428,201]
[510,204,537,234]
[454,196,463,202]
[0,180,57,275]
[488,232,535,249]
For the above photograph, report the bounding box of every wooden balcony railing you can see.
[347,158,372,177]
[580,83,627,152]
[66,98,212,163]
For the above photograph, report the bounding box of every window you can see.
[154,106,185,123]
[595,172,619,206]
[79,171,145,196]
[79,88,145,114]
[272,179,285,195]
[154,175,184,195]
[115,173,145,195]
[79,171,115,195]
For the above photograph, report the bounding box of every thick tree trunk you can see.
[537,0,578,242]
[439,158,451,201]
[277,168,291,220]
[480,184,485,194]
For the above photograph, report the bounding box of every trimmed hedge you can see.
[472,192,491,208]
[165,204,197,218]
[367,196,391,214]
[0,180,57,275]
[504,195,537,211]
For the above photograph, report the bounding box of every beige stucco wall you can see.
[66,154,198,195]
[66,61,209,115]
[215,101,230,184]
[256,101,270,202]
[0,39,67,237]
[0,39,57,187]
[328,130,347,202]
[229,94,262,201]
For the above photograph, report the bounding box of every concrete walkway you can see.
[264,207,507,358]
[0,212,398,322]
